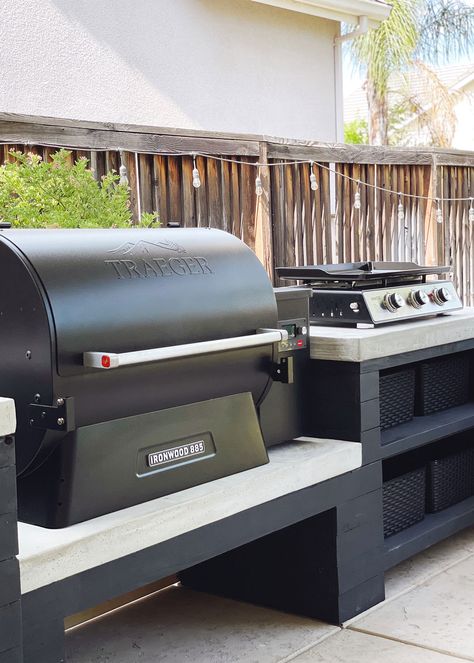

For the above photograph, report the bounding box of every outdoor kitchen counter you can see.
[18,437,361,594]
[309,308,474,362]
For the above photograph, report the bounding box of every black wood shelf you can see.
[384,495,474,570]
[380,401,474,459]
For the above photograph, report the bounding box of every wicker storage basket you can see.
[416,353,470,416]
[426,447,474,513]
[383,467,426,538]
[379,367,416,430]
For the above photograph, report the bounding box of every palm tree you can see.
[350,0,474,145]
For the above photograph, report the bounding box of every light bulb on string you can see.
[436,199,443,224]
[469,198,474,223]
[354,183,361,210]
[397,193,405,223]
[255,166,263,197]
[192,154,201,188]
[119,150,128,186]
[309,161,318,191]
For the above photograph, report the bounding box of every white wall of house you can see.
[0,0,340,141]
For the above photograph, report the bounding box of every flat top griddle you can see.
[277,261,450,283]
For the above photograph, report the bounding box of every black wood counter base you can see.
[19,462,382,663]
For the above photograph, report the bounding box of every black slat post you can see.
[305,360,381,463]
[0,398,22,663]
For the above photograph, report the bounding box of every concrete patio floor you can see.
[66,526,474,662]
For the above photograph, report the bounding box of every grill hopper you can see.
[0,228,279,526]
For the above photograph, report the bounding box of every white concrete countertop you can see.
[0,397,16,437]
[310,308,474,363]
[18,437,361,594]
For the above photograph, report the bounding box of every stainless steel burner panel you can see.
[309,280,462,327]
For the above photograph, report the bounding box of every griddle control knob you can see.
[432,287,452,306]
[408,289,429,308]
[383,292,405,312]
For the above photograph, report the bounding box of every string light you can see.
[309,161,318,191]
[118,150,128,186]
[3,139,474,209]
[436,199,443,224]
[192,154,201,189]
[255,166,263,197]
[354,183,361,210]
[398,193,405,223]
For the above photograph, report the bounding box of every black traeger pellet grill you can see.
[0,228,309,528]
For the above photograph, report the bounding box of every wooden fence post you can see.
[254,142,274,280]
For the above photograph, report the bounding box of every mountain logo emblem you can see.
[107,239,187,256]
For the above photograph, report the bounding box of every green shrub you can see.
[344,119,369,145]
[0,149,158,228]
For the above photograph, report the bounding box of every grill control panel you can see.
[309,280,462,327]
[365,281,461,323]
[278,317,308,352]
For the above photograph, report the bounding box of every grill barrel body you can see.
[0,228,280,526]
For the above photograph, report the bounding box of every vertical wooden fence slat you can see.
[195,156,208,228]
[139,154,153,216]
[382,165,391,260]
[442,166,450,269]
[313,165,323,264]
[470,168,474,306]
[255,143,274,277]
[241,158,256,250]
[366,164,376,260]
[230,160,241,239]
[181,156,195,227]
[221,159,232,234]
[206,158,221,229]
[167,157,182,225]
[301,163,312,265]
[153,156,168,225]
[343,163,351,263]
[271,163,285,282]
[294,164,304,266]
[335,163,343,262]
[284,163,295,267]
[123,151,138,223]
[321,166,332,264]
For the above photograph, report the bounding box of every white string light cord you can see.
[2,140,474,214]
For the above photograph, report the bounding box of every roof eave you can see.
[250,0,391,26]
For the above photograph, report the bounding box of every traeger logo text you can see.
[105,240,213,279]
[148,440,206,468]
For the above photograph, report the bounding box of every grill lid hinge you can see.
[28,397,75,432]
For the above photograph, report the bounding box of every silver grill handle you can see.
[83,328,288,370]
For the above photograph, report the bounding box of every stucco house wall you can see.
[0,0,343,141]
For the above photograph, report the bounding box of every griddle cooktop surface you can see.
[276,261,450,283]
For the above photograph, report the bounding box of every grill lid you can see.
[0,228,278,377]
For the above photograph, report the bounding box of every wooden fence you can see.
[1,114,474,303]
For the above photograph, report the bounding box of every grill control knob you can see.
[408,289,429,308]
[383,292,405,312]
[432,287,452,306]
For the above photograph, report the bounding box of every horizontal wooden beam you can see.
[0,121,260,157]
[1,112,474,166]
